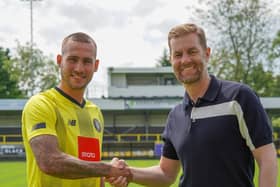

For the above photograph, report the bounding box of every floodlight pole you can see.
[21,0,42,60]
[30,0,33,50]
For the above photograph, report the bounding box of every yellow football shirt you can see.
[22,87,104,187]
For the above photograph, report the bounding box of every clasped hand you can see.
[106,157,132,187]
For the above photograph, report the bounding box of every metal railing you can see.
[0,135,23,145]
[0,134,162,144]
[1,133,280,158]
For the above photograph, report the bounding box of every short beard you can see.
[179,65,203,85]
[181,74,201,85]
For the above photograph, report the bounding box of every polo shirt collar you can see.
[203,75,220,102]
[182,75,221,108]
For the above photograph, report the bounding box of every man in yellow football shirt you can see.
[22,32,131,187]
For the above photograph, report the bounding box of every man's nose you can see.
[181,53,192,64]
[74,61,85,72]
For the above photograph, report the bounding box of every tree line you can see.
[157,0,280,97]
[0,41,58,98]
[156,0,280,128]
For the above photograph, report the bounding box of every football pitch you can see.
[0,159,279,187]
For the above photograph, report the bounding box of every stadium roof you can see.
[107,66,173,74]
[0,97,280,111]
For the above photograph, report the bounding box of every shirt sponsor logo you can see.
[81,152,96,158]
[78,136,100,161]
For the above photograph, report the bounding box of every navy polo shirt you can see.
[162,75,273,187]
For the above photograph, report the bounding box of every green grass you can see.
[0,161,27,187]
[0,159,279,187]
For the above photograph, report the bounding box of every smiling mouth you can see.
[71,73,86,79]
[181,64,196,71]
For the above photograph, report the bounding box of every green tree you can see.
[269,30,280,75]
[188,0,280,96]
[7,42,59,97]
[267,30,280,96]
[0,47,23,98]
[156,48,171,67]
[272,117,280,128]
[272,75,280,96]
[269,30,280,62]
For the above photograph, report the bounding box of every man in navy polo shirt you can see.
[108,23,278,187]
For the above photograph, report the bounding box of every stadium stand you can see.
[0,67,280,159]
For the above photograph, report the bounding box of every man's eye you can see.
[68,57,77,63]
[174,53,182,58]
[84,59,93,64]
[189,50,198,55]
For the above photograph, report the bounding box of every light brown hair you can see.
[168,23,207,53]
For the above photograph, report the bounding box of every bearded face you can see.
[57,40,98,91]
[170,33,210,85]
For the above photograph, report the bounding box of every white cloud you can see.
[130,0,164,17]
[1,0,198,97]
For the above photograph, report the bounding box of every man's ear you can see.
[94,59,99,72]
[205,47,211,62]
[57,54,62,66]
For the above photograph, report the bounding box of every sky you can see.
[1,0,279,97]
[0,0,201,97]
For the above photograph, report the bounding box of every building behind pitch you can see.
[0,67,280,159]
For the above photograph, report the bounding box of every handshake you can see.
[105,157,132,187]
[103,156,178,187]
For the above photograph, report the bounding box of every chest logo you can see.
[68,119,76,126]
[93,119,101,132]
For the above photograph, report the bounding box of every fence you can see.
[1,132,280,159]
[0,134,164,160]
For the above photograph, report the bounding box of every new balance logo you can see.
[68,119,76,126]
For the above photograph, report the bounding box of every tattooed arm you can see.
[30,134,130,179]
